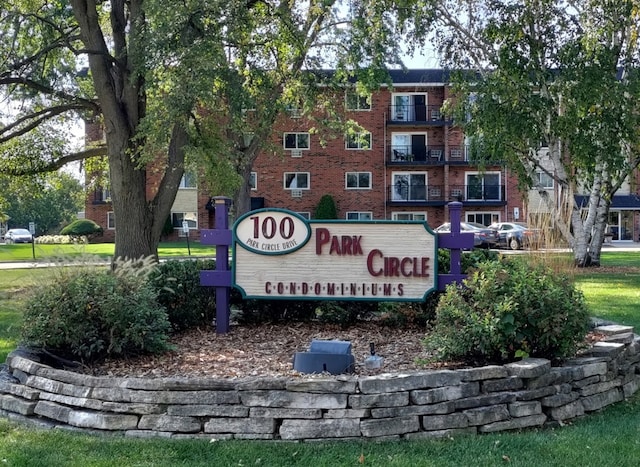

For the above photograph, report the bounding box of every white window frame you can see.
[345,172,372,189]
[536,171,554,189]
[283,132,310,150]
[107,212,116,230]
[345,131,371,150]
[250,172,257,191]
[345,91,371,111]
[465,171,501,201]
[283,172,310,190]
[391,171,428,202]
[346,212,372,221]
[179,172,197,189]
[172,212,198,230]
[465,212,500,226]
[392,212,427,221]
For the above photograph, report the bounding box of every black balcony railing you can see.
[388,104,445,123]
[449,184,505,202]
[92,188,111,204]
[389,145,445,163]
[386,184,506,204]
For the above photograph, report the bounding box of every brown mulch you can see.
[86,324,607,381]
[87,322,443,379]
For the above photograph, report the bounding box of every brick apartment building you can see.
[84,69,639,243]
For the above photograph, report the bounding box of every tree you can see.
[401,0,640,266]
[1,1,405,262]
[0,172,83,235]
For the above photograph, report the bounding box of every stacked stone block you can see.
[1,325,638,441]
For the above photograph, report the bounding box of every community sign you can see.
[233,209,438,301]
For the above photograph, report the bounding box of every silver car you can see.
[434,222,498,248]
[4,228,34,244]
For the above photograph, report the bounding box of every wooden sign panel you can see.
[233,209,438,301]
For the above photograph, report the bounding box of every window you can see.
[536,171,554,189]
[250,172,257,190]
[392,212,427,221]
[284,132,310,150]
[100,188,111,202]
[179,172,197,189]
[466,172,501,201]
[172,212,198,229]
[297,212,311,220]
[466,212,499,226]
[346,132,371,150]
[392,172,427,201]
[284,172,309,189]
[107,212,115,230]
[391,133,427,161]
[346,91,371,110]
[346,212,372,220]
[345,172,371,189]
[392,93,427,122]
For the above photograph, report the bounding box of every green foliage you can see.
[315,301,375,327]
[20,260,171,363]
[60,219,103,239]
[425,256,590,364]
[232,295,317,325]
[314,194,338,219]
[0,173,84,235]
[437,248,499,274]
[149,259,217,332]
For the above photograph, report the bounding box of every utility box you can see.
[292,339,355,375]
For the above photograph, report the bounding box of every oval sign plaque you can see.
[234,209,311,255]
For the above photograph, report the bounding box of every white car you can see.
[4,228,34,244]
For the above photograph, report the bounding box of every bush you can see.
[60,219,103,241]
[149,259,217,331]
[233,296,318,324]
[314,194,338,219]
[21,261,171,363]
[425,256,590,364]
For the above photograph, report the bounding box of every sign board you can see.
[28,222,35,235]
[182,221,190,234]
[233,209,438,301]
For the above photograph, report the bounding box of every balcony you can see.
[449,184,506,205]
[386,184,507,207]
[387,184,446,207]
[389,145,445,165]
[92,188,111,205]
[387,105,449,125]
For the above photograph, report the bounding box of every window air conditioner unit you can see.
[451,189,463,199]
[291,189,303,198]
[290,149,303,158]
[289,108,302,119]
[450,149,462,159]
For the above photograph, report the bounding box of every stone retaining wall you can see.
[1,324,639,441]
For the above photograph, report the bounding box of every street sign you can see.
[233,209,438,301]
[182,221,190,234]
[28,222,35,235]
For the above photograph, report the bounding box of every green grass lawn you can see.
[0,241,213,262]
[0,252,638,466]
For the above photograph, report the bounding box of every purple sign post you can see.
[437,202,474,290]
[200,197,233,334]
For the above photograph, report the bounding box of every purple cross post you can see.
[437,202,474,290]
[200,197,233,334]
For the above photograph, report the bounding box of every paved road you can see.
[2,243,639,270]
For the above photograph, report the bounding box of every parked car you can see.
[4,228,34,244]
[489,222,538,250]
[434,222,498,248]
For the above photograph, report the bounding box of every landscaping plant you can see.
[425,256,590,364]
[20,258,171,363]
